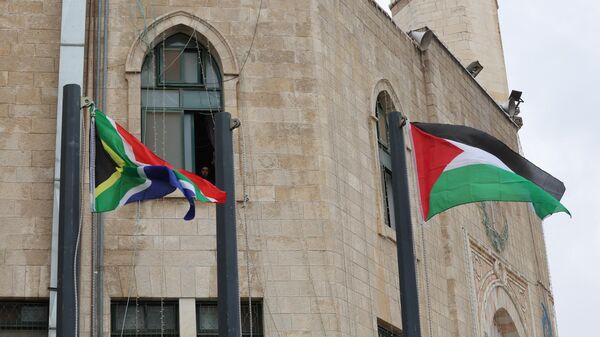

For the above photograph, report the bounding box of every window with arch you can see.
[376,91,395,228]
[140,32,223,183]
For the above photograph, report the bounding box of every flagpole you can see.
[215,112,241,337]
[388,111,422,337]
[57,84,82,337]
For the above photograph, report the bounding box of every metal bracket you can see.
[81,96,94,109]
[399,115,407,127]
[230,118,241,130]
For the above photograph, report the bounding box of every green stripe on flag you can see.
[95,166,147,212]
[429,164,570,219]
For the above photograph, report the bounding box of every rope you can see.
[236,107,253,335]
[243,204,283,337]
[73,103,90,337]
[405,121,434,336]
[159,30,167,337]
[236,0,263,80]
[115,2,153,336]
[118,202,142,337]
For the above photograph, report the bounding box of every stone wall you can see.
[0,0,61,298]
[392,0,509,102]
[0,0,556,336]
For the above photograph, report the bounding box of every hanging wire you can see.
[234,99,254,336]
[159,29,168,337]
[73,103,91,337]
[237,203,283,337]
[236,0,263,80]
[119,201,142,337]
[118,2,157,334]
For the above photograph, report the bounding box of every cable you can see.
[236,0,263,79]
[73,104,89,337]
[118,201,142,337]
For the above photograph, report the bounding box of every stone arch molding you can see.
[370,78,402,116]
[125,10,239,76]
[480,282,528,337]
[124,10,240,135]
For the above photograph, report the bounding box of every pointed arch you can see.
[481,284,528,337]
[124,11,239,136]
[125,10,239,76]
[370,78,402,118]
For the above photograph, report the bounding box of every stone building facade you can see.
[0,0,557,337]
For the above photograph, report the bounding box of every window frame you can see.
[0,300,49,333]
[375,91,396,228]
[377,318,402,337]
[195,300,263,337]
[140,32,223,176]
[110,300,180,337]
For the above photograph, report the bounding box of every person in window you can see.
[200,166,210,179]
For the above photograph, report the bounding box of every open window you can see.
[141,33,223,183]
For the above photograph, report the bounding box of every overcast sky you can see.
[373,0,599,335]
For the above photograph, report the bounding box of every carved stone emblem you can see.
[469,239,530,330]
[479,202,509,253]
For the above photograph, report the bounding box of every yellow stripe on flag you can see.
[101,139,126,167]
[95,169,122,197]
[95,139,127,198]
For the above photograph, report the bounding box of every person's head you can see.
[200,166,210,178]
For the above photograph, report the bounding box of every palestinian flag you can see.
[410,122,569,220]
[91,109,226,220]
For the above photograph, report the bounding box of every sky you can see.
[373,0,600,335]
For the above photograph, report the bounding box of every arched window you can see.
[376,91,395,228]
[140,33,223,182]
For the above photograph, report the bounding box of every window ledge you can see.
[378,224,397,242]
[164,191,246,202]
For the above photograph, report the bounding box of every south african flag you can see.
[91,109,226,220]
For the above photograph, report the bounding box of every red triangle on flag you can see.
[410,124,463,220]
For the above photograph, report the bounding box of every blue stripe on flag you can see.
[126,165,197,220]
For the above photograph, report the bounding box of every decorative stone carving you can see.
[479,202,509,253]
[469,239,530,332]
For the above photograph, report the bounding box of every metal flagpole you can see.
[387,111,422,337]
[57,84,82,337]
[215,112,241,337]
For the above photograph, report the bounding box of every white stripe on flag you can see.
[444,140,512,172]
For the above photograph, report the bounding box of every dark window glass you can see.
[377,321,402,337]
[141,33,222,182]
[111,300,179,337]
[376,91,396,227]
[382,168,396,229]
[0,301,48,337]
[196,301,263,337]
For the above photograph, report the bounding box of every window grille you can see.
[111,300,179,337]
[196,301,263,337]
[0,301,48,337]
[376,91,396,228]
[377,320,402,337]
